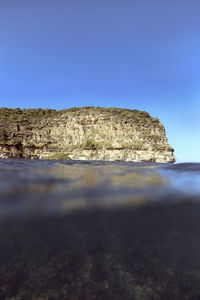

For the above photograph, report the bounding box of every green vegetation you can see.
[82,140,112,150]
[121,142,146,149]
[143,133,162,143]
[0,107,58,122]
[149,135,162,143]
[0,128,7,142]
[84,140,98,150]
[44,153,71,160]
[154,144,174,151]
[23,141,45,148]
[83,140,99,150]
[5,138,21,146]
[0,106,160,124]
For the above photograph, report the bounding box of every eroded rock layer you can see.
[0,107,175,163]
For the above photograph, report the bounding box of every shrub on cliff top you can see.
[0,106,160,124]
[0,107,58,122]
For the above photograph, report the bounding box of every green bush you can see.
[6,138,21,146]
[83,140,98,150]
[0,128,7,142]
[0,106,160,125]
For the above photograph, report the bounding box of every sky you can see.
[0,0,200,162]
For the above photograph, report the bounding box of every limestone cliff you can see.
[0,107,175,163]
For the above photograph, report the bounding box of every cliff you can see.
[0,107,175,163]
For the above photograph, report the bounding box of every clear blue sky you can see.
[0,0,199,162]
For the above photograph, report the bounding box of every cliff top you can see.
[0,106,160,125]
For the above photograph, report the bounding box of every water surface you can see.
[0,159,200,299]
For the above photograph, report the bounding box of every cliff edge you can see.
[0,107,175,163]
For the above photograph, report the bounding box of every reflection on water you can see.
[0,160,187,216]
[0,160,200,299]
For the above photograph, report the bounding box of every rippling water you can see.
[0,159,200,299]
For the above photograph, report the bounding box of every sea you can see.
[0,159,200,300]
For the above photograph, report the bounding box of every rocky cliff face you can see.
[0,107,175,163]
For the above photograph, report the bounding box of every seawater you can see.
[0,159,200,299]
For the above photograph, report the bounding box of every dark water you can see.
[0,159,200,299]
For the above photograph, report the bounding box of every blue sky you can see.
[0,0,199,162]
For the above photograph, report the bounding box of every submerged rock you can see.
[0,106,175,163]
